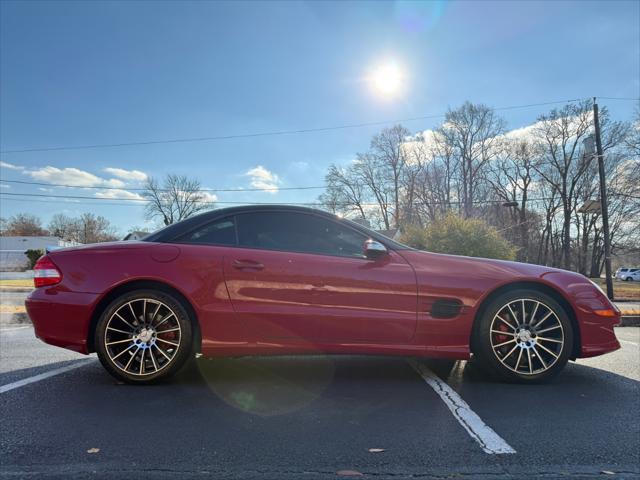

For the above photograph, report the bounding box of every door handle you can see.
[232,259,264,271]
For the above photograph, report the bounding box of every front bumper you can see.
[577,309,621,358]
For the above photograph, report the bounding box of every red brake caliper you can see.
[495,321,510,346]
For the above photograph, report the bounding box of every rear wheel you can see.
[95,290,194,384]
[474,290,573,383]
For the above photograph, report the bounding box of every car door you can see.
[222,211,417,345]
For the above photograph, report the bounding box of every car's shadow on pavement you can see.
[172,353,640,388]
[448,355,640,387]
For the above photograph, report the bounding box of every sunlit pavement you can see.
[0,326,638,479]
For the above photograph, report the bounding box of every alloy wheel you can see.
[489,298,565,375]
[104,298,182,376]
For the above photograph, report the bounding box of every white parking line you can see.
[620,339,639,347]
[407,358,516,455]
[0,360,94,394]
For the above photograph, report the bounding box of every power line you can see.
[0,197,147,207]
[0,190,561,206]
[0,191,322,205]
[0,179,325,192]
[0,98,587,154]
[596,97,640,101]
[1,193,635,210]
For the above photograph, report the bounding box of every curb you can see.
[0,287,34,293]
[620,316,640,327]
[0,312,30,327]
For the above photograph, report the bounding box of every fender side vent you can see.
[431,299,463,319]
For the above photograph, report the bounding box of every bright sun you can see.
[370,62,404,98]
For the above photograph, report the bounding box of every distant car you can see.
[619,270,640,282]
[615,268,640,281]
[25,205,621,385]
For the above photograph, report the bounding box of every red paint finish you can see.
[223,248,417,344]
[25,240,620,360]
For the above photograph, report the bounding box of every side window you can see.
[177,217,236,246]
[236,212,368,258]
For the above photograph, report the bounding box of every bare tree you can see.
[48,213,117,243]
[369,125,411,227]
[316,100,634,271]
[353,153,393,229]
[75,213,118,243]
[625,104,640,156]
[48,213,77,240]
[532,101,595,269]
[319,165,369,219]
[487,138,540,261]
[589,150,640,276]
[4,213,48,236]
[143,174,214,226]
[533,101,629,270]
[439,102,506,217]
[411,130,458,222]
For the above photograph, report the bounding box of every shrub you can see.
[24,249,45,270]
[400,214,517,260]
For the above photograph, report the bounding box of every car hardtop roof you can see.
[144,204,410,250]
[163,204,340,230]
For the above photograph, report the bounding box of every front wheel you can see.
[474,290,573,383]
[625,277,633,282]
[95,290,194,384]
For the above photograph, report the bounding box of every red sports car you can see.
[26,205,621,384]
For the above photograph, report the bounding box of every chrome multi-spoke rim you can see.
[490,298,564,375]
[104,299,181,376]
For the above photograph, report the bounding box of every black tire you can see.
[625,277,633,282]
[474,289,573,383]
[95,289,194,384]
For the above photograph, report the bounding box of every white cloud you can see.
[503,115,591,144]
[504,124,537,142]
[0,161,24,170]
[103,167,148,182]
[244,165,281,193]
[26,166,125,188]
[94,189,144,201]
[0,183,10,189]
[401,129,446,165]
[200,192,218,203]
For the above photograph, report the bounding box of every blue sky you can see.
[1,0,638,235]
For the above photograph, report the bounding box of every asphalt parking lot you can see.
[0,325,639,480]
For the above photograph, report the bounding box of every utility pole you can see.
[592,97,614,300]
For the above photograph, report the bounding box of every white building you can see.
[122,231,149,241]
[0,236,81,271]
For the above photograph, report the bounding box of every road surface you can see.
[0,325,638,479]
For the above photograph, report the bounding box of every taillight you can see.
[33,255,63,288]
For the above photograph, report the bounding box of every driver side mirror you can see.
[364,239,388,260]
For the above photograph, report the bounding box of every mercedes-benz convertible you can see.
[25,205,621,384]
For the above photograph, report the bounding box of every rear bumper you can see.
[25,288,99,354]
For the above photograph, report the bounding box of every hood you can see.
[398,249,574,281]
